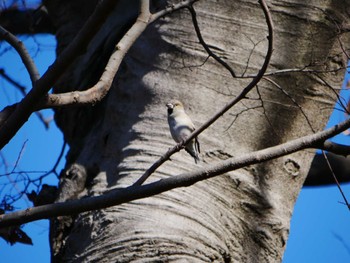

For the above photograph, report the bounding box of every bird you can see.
[166,100,200,163]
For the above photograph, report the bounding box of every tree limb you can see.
[305,152,350,186]
[318,141,350,156]
[0,69,50,129]
[1,115,350,228]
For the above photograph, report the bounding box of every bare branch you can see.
[49,141,67,177]
[0,25,40,83]
[0,68,26,94]
[40,1,152,108]
[11,140,28,174]
[187,5,236,78]
[337,36,350,60]
[134,0,274,186]
[333,232,350,256]
[254,86,279,136]
[242,66,348,79]
[241,36,265,77]
[149,0,200,23]
[263,76,315,132]
[318,141,350,156]
[321,151,350,210]
[305,152,350,186]
[225,104,263,131]
[312,72,349,114]
[2,115,350,228]
[0,141,65,207]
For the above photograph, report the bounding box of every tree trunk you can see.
[46,0,349,262]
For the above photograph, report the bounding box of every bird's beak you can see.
[166,103,173,109]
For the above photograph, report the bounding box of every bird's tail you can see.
[185,148,200,163]
[185,137,200,163]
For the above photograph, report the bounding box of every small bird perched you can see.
[166,100,200,163]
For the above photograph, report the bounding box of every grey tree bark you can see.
[44,0,349,262]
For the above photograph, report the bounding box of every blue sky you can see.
[0,34,63,261]
[0,33,349,262]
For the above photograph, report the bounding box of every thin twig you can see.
[333,232,350,255]
[313,72,349,114]
[319,141,350,156]
[241,66,347,78]
[0,69,26,94]
[1,140,30,207]
[337,36,350,60]
[241,35,265,77]
[0,141,66,207]
[0,69,50,129]
[187,5,236,78]
[263,76,315,132]
[255,85,280,137]
[149,0,200,23]
[11,140,28,173]
[225,104,263,132]
[36,140,67,182]
[51,141,66,176]
[0,26,40,83]
[322,150,350,210]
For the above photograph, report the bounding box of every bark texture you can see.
[46,0,349,262]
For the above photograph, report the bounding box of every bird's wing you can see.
[195,137,200,153]
[183,114,196,132]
